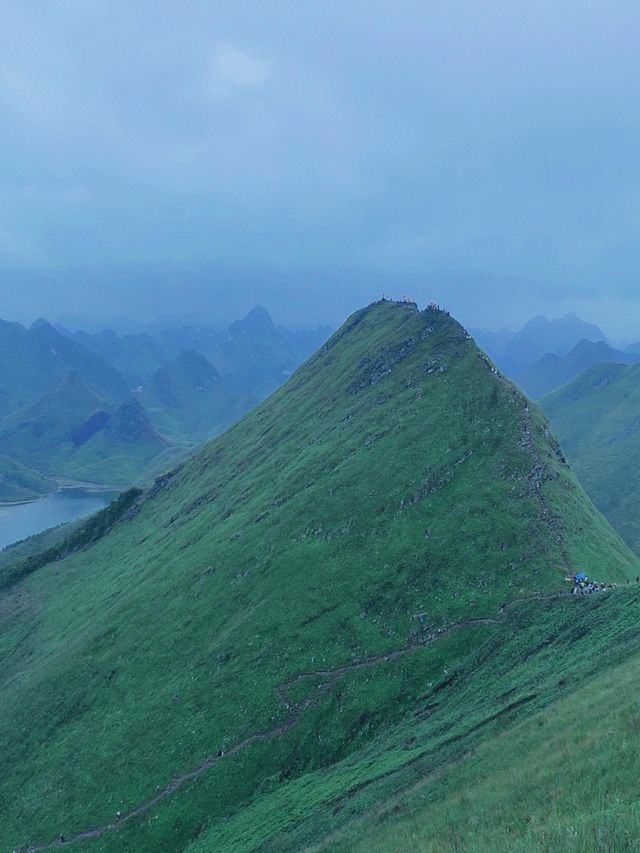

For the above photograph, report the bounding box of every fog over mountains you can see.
[2,303,638,507]
[0,305,331,501]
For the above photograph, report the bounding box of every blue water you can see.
[0,489,117,550]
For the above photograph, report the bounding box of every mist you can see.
[0,1,639,335]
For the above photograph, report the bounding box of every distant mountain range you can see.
[518,338,640,398]
[0,306,332,501]
[0,317,128,417]
[67,305,331,389]
[470,313,608,378]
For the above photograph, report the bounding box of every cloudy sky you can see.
[0,0,639,335]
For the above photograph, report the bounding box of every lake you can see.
[0,489,118,551]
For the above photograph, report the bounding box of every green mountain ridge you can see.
[0,373,169,493]
[0,371,114,468]
[519,338,640,398]
[541,360,640,554]
[0,301,636,852]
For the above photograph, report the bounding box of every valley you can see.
[0,307,331,508]
[0,488,116,551]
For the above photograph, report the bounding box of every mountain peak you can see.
[229,305,276,337]
[246,304,273,324]
[30,318,57,336]
[54,369,107,402]
[106,397,165,445]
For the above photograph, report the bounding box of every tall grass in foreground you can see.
[331,651,640,852]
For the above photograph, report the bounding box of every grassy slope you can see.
[542,361,640,554]
[0,301,636,852]
[0,452,55,502]
[195,588,640,853]
[324,594,640,853]
[68,400,169,487]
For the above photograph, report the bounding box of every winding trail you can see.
[20,593,564,852]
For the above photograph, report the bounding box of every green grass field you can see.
[325,598,640,852]
[1,301,637,852]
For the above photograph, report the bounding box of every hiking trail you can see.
[19,592,563,852]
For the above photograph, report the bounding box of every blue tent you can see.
[575,571,587,581]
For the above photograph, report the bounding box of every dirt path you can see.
[19,594,562,852]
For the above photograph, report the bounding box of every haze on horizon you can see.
[0,1,639,337]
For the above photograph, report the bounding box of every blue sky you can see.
[0,0,639,334]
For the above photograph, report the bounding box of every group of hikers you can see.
[570,571,614,595]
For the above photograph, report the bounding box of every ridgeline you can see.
[1,300,638,852]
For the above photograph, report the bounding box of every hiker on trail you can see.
[570,571,610,596]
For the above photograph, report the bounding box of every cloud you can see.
[210,44,270,92]
[1,1,640,335]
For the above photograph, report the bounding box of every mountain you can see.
[72,328,167,387]
[27,318,130,400]
[0,452,55,502]
[217,305,331,396]
[144,349,237,440]
[486,313,607,377]
[467,326,515,363]
[0,300,636,852]
[0,317,129,415]
[0,308,330,501]
[70,398,170,485]
[541,361,640,554]
[149,305,332,395]
[518,338,640,398]
[0,371,114,471]
[0,372,168,488]
[149,349,222,407]
[64,307,332,442]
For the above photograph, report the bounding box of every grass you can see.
[542,361,640,554]
[325,612,640,852]
[0,487,142,592]
[0,452,55,502]
[0,301,637,852]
